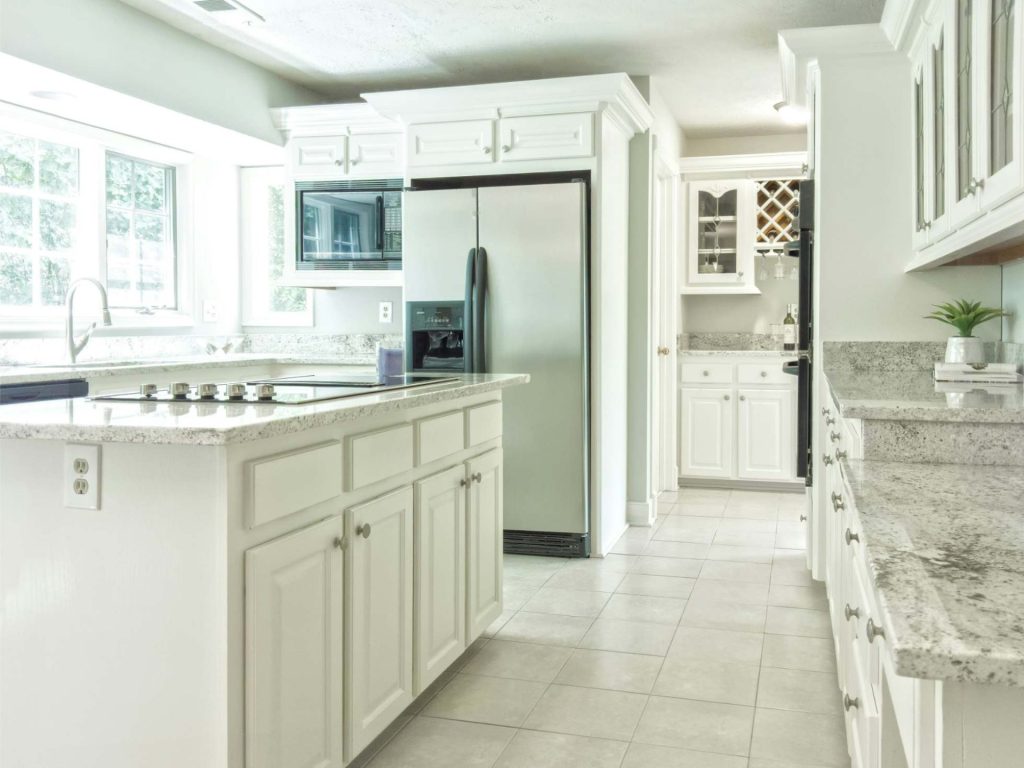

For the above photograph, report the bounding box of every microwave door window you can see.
[300,191,383,262]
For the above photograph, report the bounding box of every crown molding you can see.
[678,151,808,180]
[362,73,654,137]
[271,102,402,137]
[880,0,934,51]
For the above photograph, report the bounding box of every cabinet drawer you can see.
[498,113,594,161]
[347,133,403,174]
[466,401,502,446]
[407,120,495,167]
[289,135,347,177]
[347,424,414,490]
[737,362,791,385]
[247,441,342,528]
[680,362,733,384]
[415,410,466,465]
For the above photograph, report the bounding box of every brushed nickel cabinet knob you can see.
[845,529,859,545]
[845,604,860,621]
[867,618,886,643]
[356,523,371,539]
[844,693,860,711]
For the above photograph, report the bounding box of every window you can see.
[0,109,188,325]
[105,153,177,309]
[241,167,311,326]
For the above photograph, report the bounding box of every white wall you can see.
[0,0,323,144]
[308,287,404,335]
[683,272,798,334]
[685,133,807,157]
[1004,259,1024,343]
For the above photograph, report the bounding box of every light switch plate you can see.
[64,443,100,510]
[379,301,393,323]
[202,300,219,323]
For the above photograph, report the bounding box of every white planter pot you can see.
[944,336,986,365]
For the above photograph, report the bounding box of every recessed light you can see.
[774,101,808,126]
[29,90,78,103]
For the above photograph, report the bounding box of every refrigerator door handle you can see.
[474,247,488,373]
[464,248,477,373]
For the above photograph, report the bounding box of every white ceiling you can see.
[119,0,884,138]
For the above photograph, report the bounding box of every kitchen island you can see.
[0,370,527,768]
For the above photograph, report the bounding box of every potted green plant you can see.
[925,299,1008,365]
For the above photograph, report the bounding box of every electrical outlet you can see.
[64,444,100,510]
[379,301,393,323]
[202,300,219,323]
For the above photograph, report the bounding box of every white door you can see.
[346,487,414,759]
[737,389,794,481]
[679,388,734,478]
[245,516,344,768]
[413,466,466,694]
[466,449,503,639]
[653,161,679,491]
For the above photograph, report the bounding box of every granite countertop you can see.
[680,350,792,358]
[841,458,1024,685]
[826,368,1024,423]
[0,353,378,385]
[0,374,529,446]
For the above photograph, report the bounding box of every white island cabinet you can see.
[0,373,526,768]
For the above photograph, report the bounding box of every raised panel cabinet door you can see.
[413,465,467,694]
[345,486,414,760]
[289,136,348,178]
[407,120,496,167]
[347,133,403,176]
[679,388,735,478]
[497,113,595,161]
[737,388,795,481]
[466,449,503,640]
[245,516,344,768]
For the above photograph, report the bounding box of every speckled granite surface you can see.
[0,374,527,445]
[686,332,782,351]
[841,458,1024,685]
[681,350,792,359]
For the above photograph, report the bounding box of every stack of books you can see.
[933,362,1023,384]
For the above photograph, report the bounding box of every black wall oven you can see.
[295,178,402,271]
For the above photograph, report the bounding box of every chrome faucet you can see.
[66,278,112,363]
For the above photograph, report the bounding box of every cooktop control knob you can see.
[171,382,191,399]
[227,383,247,401]
[140,384,158,398]
[256,383,276,401]
[198,383,219,400]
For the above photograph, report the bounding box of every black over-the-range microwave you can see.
[294,178,402,271]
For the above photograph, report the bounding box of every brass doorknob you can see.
[657,346,670,356]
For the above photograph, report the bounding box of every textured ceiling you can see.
[119,0,885,137]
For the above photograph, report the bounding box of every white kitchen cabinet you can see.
[413,466,466,694]
[245,516,345,768]
[345,486,414,759]
[288,135,348,179]
[680,388,735,479]
[346,132,404,176]
[465,449,503,639]
[497,113,595,162]
[683,179,758,294]
[407,120,496,167]
[737,388,794,481]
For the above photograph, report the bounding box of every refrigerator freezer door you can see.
[403,188,478,302]
[477,182,588,535]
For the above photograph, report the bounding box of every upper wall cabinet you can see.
[407,120,496,167]
[683,179,758,294]
[907,0,1024,269]
[286,133,403,181]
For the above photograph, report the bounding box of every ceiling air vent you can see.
[193,0,265,26]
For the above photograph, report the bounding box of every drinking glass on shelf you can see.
[769,324,785,349]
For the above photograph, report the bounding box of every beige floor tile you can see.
[761,634,837,674]
[483,609,516,638]
[561,553,637,573]
[700,560,772,584]
[774,528,807,550]
[545,567,627,592]
[504,554,569,577]
[611,537,650,555]
[681,597,767,634]
[723,504,779,521]
[522,684,648,741]
[768,583,828,610]
[668,626,764,665]
[633,696,754,756]
[672,502,727,518]
[423,673,547,727]
[494,730,628,768]
[707,544,775,564]
[689,578,769,606]
[659,490,681,502]
[750,708,850,767]
[616,573,696,599]
[717,518,778,534]
[632,555,704,578]
[496,611,593,647]
[654,518,719,544]
[713,530,777,548]
[367,716,515,768]
[771,563,815,587]
[765,606,831,638]
[503,581,541,611]
[554,648,664,693]
[523,587,611,618]
[756,667,842,714]
[653,656,759,706]
[643,540,711,559]
[580,617,675,656]
[600,592,686,625]
[750,759,844,768]
[622,742,747,768]
[459,639,572,683]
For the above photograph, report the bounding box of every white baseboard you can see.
[626,498,657,527]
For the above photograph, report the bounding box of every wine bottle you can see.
[783,304,797,352]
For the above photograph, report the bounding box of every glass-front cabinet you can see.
[684,179,758,294]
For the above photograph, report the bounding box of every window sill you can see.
[0,312,196,337]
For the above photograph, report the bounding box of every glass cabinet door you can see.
[989,0,1014,174]
[956,0,975,201]
[933,33,947,221]
[915,70,927,231]
[696,188,739,276]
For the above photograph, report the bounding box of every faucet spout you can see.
[66,278,113,364]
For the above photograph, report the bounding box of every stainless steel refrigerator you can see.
[403,179,590,557]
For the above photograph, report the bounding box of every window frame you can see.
[0,105,194,331]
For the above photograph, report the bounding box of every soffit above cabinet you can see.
[679,152,808,181]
